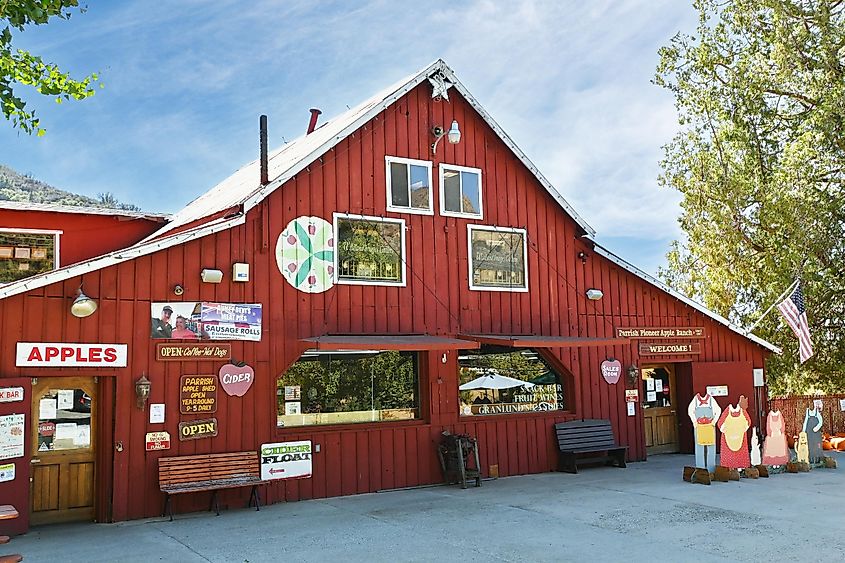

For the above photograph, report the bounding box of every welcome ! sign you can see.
[16,343,128,367]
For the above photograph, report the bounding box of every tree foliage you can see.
[1,1,99,135]
[655,0,845,394]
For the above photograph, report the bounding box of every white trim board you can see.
[591,242,780,353]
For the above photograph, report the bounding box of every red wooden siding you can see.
[0,208,164,267]
[0,81,770,522]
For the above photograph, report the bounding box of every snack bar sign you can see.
[16,343,128,367]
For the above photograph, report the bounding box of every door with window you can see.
[30,377,96,525]
[642,365,680,455]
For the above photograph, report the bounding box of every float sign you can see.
[145,431,171,451]
[260,440,312,481]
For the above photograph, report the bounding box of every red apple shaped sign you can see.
[600,359,622,385]
[219,362,255,397]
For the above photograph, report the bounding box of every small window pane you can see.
[337,217,403,284]
[390,162,409,207]
[461,171,480,214]
[443,170,461,212]
[409,165,430,209]
[37,388,92,451]
[470,228,527,290]
[0,231,56,283]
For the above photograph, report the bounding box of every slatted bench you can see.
[554,419,628,474]
[158,451,265,521]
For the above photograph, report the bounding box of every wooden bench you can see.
[158,451,265,521]
[0,505,22,563]
[554,419,628,474]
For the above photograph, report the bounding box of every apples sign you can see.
[219,362,255,397]
[600,359,622,385]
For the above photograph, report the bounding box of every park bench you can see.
[554,419,627,474]
[158,451,265,521]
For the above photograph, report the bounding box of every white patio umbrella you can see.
[459,373,535,391]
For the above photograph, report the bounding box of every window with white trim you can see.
[0,229,61,283]
[385,156,433,214]
[440,164,482,218]
[467,225,528,292]
[334,213,406,286]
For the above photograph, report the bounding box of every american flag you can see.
[777,282,813,363]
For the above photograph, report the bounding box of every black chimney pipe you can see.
[259,115,268,185]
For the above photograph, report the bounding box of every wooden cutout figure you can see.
[717,395,751,469]
[802,403,824,463]
[688,392,721,471]
[750,427,762,466]
[762,409,789,466]
[796,431,810,464]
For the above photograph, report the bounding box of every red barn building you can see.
[0,60,777,533]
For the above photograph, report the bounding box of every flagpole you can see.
[744,278,800,335]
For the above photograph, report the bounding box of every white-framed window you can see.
[440,164,482,218]
[0,228,62,284]
[467,224,528,292]
[385,156,433,215]
[333,213,406,287]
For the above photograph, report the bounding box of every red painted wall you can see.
[0,208,165,266]
[0,82,770,523]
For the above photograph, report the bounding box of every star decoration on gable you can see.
[428,71,452,100]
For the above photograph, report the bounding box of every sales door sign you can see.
[0,414,25,460]
[178,418,218,441]
[145,431,171,451]
[16,342,128,367]
[260,441,312,481]
[0,387,24,402]
[180,375,217,414]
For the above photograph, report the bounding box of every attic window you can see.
[385,156,433,215]
[440,164,482,218]
[0,229,61,283]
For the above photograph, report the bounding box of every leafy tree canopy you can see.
[655,0,844,394]
[1,1,99,135]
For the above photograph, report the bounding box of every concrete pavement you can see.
[9,452,845,562]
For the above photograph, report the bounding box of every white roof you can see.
[592,242,780,353]
[147,59,595,241]
[0,199,169,221]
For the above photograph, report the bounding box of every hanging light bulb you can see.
[70,287,98,318]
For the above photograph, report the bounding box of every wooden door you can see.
[642,365,679,455]
[30,377,96,525]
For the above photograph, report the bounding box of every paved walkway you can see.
[8,452,845,562]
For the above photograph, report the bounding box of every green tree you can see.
[1,1,99,135]
[655,0,844,394]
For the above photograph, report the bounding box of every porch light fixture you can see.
[627,365,639,387]
[585,288,603,300]
[135,375,152,409]
[431,120,461,154]
[70,287,98,318]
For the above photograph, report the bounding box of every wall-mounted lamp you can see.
[70,286,98,318]
[586,288,603,300]
[577,251,588,264]
[173,284,185,296]
[200,268,224,283]
[627,365,639,387]
[431,120,461,154]
[135,375,152,409]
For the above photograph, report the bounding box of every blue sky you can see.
[1,0,697,276]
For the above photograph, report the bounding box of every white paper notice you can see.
[55,422,77,440]
[627,402,636,416]
[57,389,74,410]
[0,462,14,483]
[655,379,664,393]
[285,402,301,415]
[0,414,25,460]
[646,391,657,402]
[840,398,845,412]
[149,403,165,424]
[39,398,57,420]
[74,425,91,447]
[646,378,655,391]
